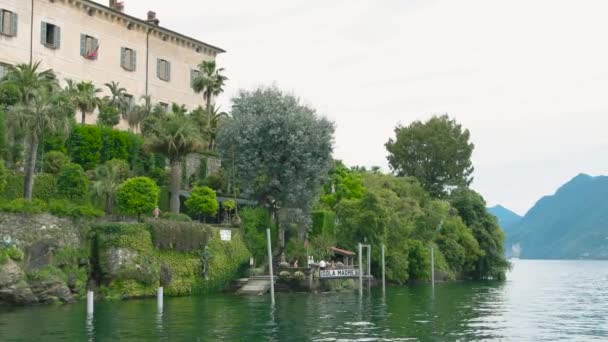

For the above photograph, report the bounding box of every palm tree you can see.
[92,159,130,214]
[2,62,57,104]
[104,81,128,116]
[192,105,228,151]
[65,80,102,124]
[144,107,204,213]
[192,60,227,126]
[126,95,153,132]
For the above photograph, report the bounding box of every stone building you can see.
[0,0,225,128]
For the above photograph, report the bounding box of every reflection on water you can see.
[0,260,607,341]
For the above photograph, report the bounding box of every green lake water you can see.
[1,259,607,341]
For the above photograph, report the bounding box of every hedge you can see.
[311,210,336,236]
[146,219,210,252]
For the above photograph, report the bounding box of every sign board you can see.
[220,229,232,241]
[319,268,359,279]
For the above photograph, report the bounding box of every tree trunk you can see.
[23,135,39,200]
[169,160,182,214]
[206,93,212,127]
[81,109,86,124]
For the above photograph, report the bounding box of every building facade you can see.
[0,0,224,128]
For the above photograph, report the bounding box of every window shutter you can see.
[0,11,4,34]
[131,50,136,71]
[10,12,17,36]
[156,59,161,79]
[80,34,86,56]
[40,22,47,45]
[190,69,196,87]
[93,38,99,59]
[120,47,126,68]
[54,26,60,48]
[166,61,171,81]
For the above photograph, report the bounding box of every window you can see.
[124,94,134,110]
[157,59,171,81]
[80,34,99,60]
[0,9,17,37]
[159,102,169,112]
[121,47,136,71]
[190,69,200,88]
[41,22,61,49]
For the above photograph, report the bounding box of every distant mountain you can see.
[506,173,608,259]
[488,205,522,232]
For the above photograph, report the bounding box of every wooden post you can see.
[267,228,275,305]
[358,243,363,297]
[381,244,386,294]
[86,290,94,315]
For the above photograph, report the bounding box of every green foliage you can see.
[92,159,131,214]
[161,212,192,222]
[66,124,102,170]
[156,250,201,296]
[100,127,130,163]
[386,114,474,198]
[185,186,219,219]
[222,199,236,212]
[319,161,365,210]
[48,199,104,219]
[311,210,335,237]
[217,86,335,213]
[56,163,89,200]
[0,111,7,160]
[117,177,160,219]
[0,83,20,107]
[201,173,225,192]
[32,173,58,201]
[43,151,70,174]
[0,160,6,194]
[285,239,307,264]
[43,131,68,154]
[310,232,336,261]
[97,104,120,127]
[239,207,273,264]
[146,219,210,252]
[0,245,24,264]
[0,198,47,214]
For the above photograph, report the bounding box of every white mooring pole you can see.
[431,246,435,288]
[358,243,363,297]
[157,286,164,312]
[381,244,386,294]
[86,290,94,315]
[267,228,275,305]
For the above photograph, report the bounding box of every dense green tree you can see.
[217,86,334,247]
[117,176,160,220]
[66,124,102,170]
[319,161,365,210]
[43,151,70,174]
[92,159,130,214]
[185,186,219,222]
[385,114,474,197]
[144,108,204,213]
[449,187,510,280]
[65,80,102,124]
[100,127,129,162]
[57,163,89,201]
[240,207,273,264]
[97,104,120,127]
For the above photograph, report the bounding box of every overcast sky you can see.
[100,0,608,215]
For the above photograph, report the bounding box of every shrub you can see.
[0,160,6,194]
[161,212,192,222]
[66,124,102,170]
[57,163,89,201]
[0,245,24,264]
[146,219,210,252]
[48,199,104,219]
[293,271,305,282]
[200,173,225,192]
[97,104,120,127]
[43,151,70,174]
[0,198,47,214]
[100,127,130,163]
[117,177,160,220]
[33,173,58,201]
[185,186,219,222]
[285,239,307,265]
[43,132,68,154]
[311,210,336,236]
[240,207,273,264]
[0,171,22,200]
[278,270,292,282]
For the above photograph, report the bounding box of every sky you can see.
[96,0,608,215]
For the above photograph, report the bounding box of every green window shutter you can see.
[80,34,86,56]
[0,11,4,34]
[93,38,99,59]
[156,59,161,79]
[40,22,47,45]
[120,47,126,68]
[10,12,17,36]
[131,50,136,71]
[54,26,60,49]
[166,61,171,81]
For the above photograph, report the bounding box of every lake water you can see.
[1,260,607,341]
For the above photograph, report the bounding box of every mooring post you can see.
[86,290,94,315]
[157,286,164,312]
[267,228,275,305]
[381,244,386,294]
[431,246,435,288]
[358,243,363,297]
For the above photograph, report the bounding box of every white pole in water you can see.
[86,290,94,315]
[431,246,435,288]
[157,286,164,311]
[381,244,386,294]
[266,228,275,305]
[358,243,363,297]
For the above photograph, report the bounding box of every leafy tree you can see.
[66,124,102,170]
[97,104,120,127]
[92,159,130,214]
[43,151,70,174]
[319,160,365,210]
[4,63,71,200]
[100,127,129,162]
[64,80,103,124]
[144,108,204,213]
[185,186,219,222]
[57,163,89,201]
[240,207,273,264]
[222,199,236,221]
[117,177,160,220]
[449,187,510,280]
[217,86,335,247]
[385,114,474,197]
